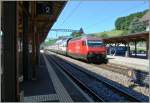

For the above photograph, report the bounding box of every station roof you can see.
[23,1,67,43]
[39,2,67,43]
[103,31,149,44]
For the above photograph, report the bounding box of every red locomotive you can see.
[48,36,108,63]
[67,36,107,63]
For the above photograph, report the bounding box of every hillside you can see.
[89,9,148,38]
[115,9,148,31]
[89,30,126,38]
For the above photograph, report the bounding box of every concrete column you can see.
[31,26,36,80]
[31,2,36,80]
[124,43,127,56]
[146,39,149,59]
[23,2,29,80]
[108,44,111,55]
[1,2,18,101]
[113,43,117,56]
[36,33,40,65]
[124,43,126,47]
[126,42,130,57]
[134,41,137,57]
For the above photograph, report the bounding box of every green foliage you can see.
[71,32,82,38]
[115,17,126,30]
[115,9,148,31]
[58,36,66,39]
[120,30,128,36]
[87,10,148,39]
[71,27,84,38]
[128,17,146,33]
[90,30,125,38]
[79,27,84,34]
[100,33,109,38]
[44,39,56,46]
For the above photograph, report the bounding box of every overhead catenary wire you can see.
[48,1,146,39]
[61,1,82,25]
[49,1,82,38]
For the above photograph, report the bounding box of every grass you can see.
[89,30,125,38]
[45,39,57,46]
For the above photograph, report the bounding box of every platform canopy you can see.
[103,31,149,44]
[1,1,68,101]
[18,1,67,44]
[36,1,67,43]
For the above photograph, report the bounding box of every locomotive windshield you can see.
[87,40,103,47]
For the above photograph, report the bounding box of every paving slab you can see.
[23,53,92,102]
[107,55,149,72]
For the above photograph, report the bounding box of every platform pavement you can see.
[107,55,149,72]
[23,53,92,102]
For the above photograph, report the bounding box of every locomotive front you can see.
[86,39,107,63]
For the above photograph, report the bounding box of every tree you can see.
[100,33,109,38]
[121,30,128,36]
[128,17,146,33]
[71,27,84,38]
[115,17,126,30]
[79,27,84,34]
[115,9,148,31]
[58,36,66,39]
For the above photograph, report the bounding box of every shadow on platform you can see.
[23,54,56,97]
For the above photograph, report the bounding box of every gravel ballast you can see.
[47,51,149,101]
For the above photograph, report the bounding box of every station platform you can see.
[107,55,149,72]
[23,54,92,102]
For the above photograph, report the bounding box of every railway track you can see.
[46,53,142,102]
[95,63,130,77]
[46,54,104,102]
[51,50,149,87]
[94,63,149,87]
[96,63,148,77]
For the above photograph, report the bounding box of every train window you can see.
[87,40,103,47]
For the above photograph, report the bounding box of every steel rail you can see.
[51,54,142,102]
[46,54,105,102]
[94,63,149,88]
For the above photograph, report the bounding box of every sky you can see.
[47,0,149,40]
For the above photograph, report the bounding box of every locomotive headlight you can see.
[88,52,93,57]
[89,52,92,54]
[89,52,93,55]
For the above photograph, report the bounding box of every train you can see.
[46,36,108,63]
